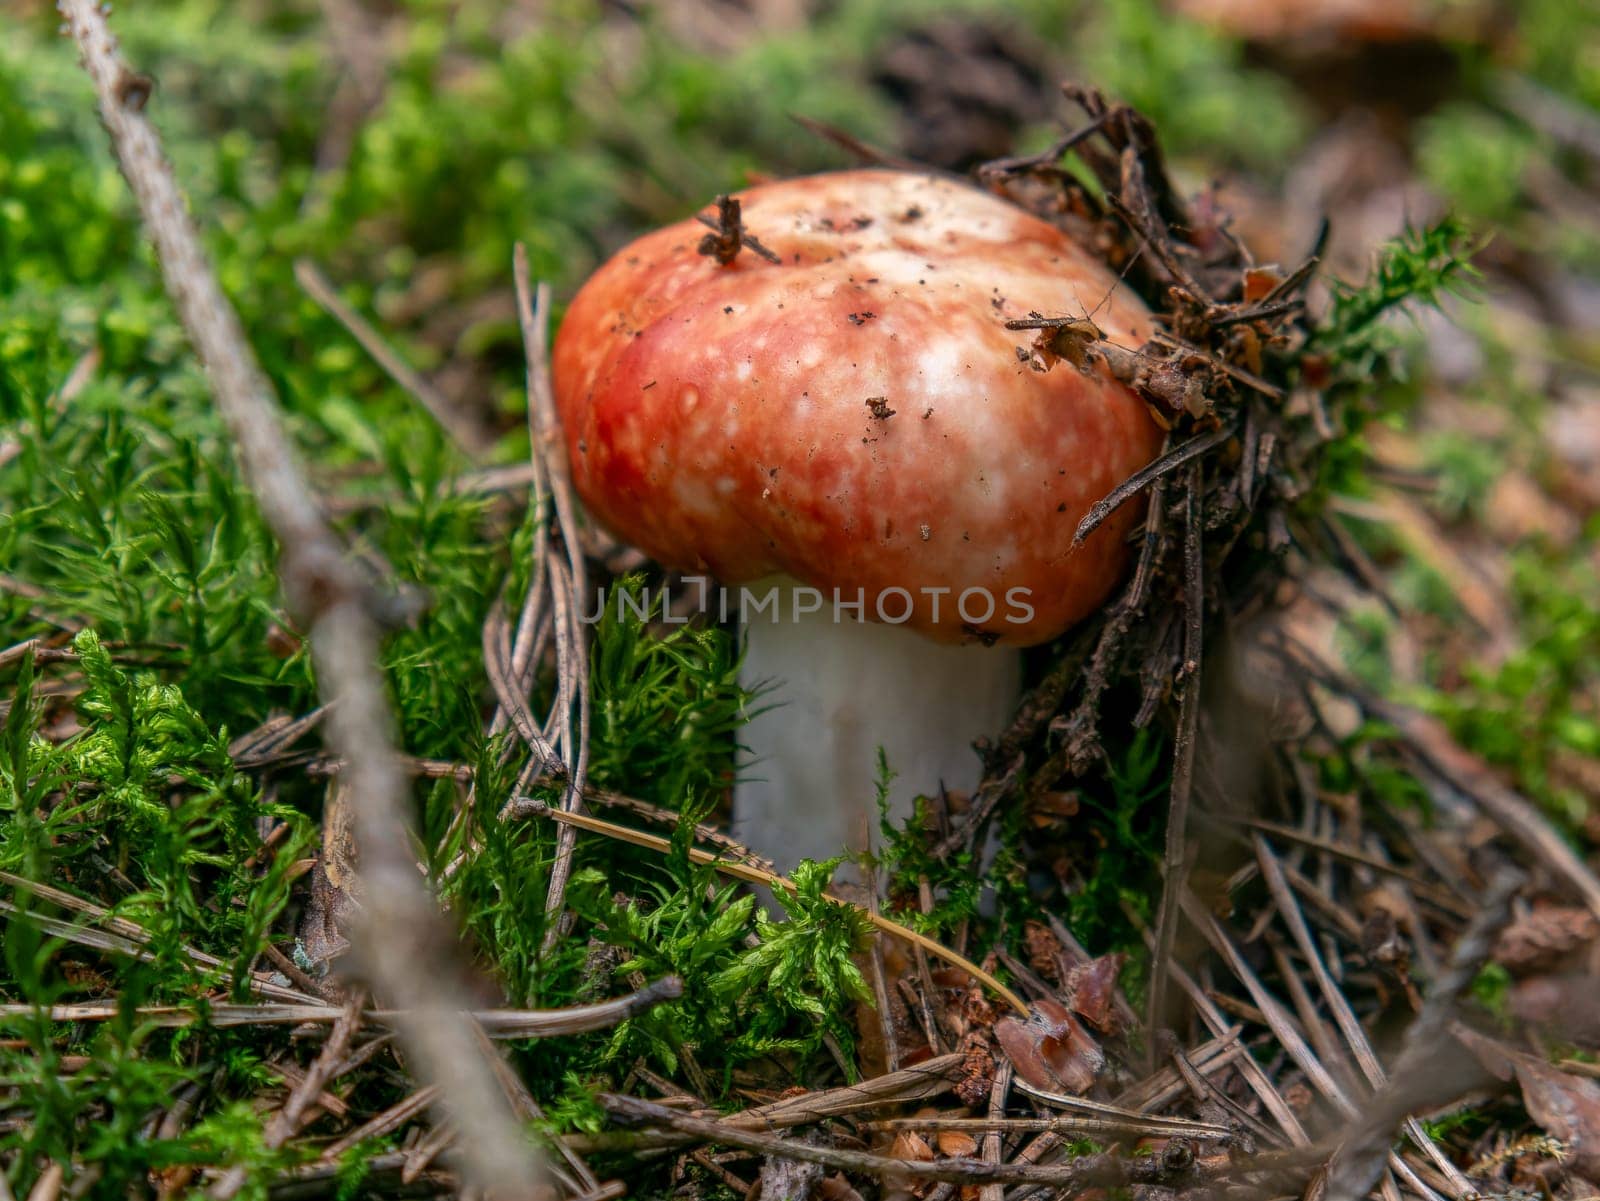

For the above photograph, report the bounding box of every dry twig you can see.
[0,977,682,1036]
[599,1094,1206,1188]
[1324,872,1521,1201]
[1145,459,1206,1051]
[210,991,366,1200]
[509,247,595,956]
[54,4,545,1192]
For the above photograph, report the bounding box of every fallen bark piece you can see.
[993,998,1105,1094]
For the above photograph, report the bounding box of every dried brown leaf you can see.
[1064,953,1126,1035]
[1457,1026,1600,1182]
[1243,266,1284,301]
[890,1131,936,1162]
[936,1131,979,1158]
[817,1174,864,1201]
[993,998,1104,1094]
[1514,1058,1600,1181]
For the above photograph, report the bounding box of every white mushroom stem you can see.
[733,579,1022,884]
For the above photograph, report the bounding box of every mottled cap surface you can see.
[552,169,1162,645]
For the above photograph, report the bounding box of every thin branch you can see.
[976,109,1114,180]
[1203,815,1452,897]
[865,881,903,1073]
[438,271,563,873]
[1054,464,1169,773]
[474,1022,603,1195]
[1164,1037,1280,1148]
[1136,914,1310,1147]
[598,1095,1204,1188]
[0,977,681,1035]
[211,991,366,1200]
[1181,888,1356,1118]
[694,194,783,265]
[1145,459,1204,1053]
[510,247,595,957]
[482,588,564,774]
[997,1084,1232,1139]
[0,896,319,1008]
[565,1053,970,1156]
[725,1051,965,1129]
[929,753,1025,860]
[864,1113,1230,1141]
[56,6,544,1193]
[1073,423,1232,546]
[1102,188,1206,304]
[790,113,923,170]
[1148,331,1285,399]
[1255,836,1475,1197]
[320,1086,438,1164]
[978,1059,1010,1201]
[582,788,778,873]
[1324,871,1521,1201]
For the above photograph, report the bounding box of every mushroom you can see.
[552,169,1161,879]
[1173,0,1440,43]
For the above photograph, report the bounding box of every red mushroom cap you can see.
[552,169,1163,645]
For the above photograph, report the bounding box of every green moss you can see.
[1081,0,1309,169]
[1417,105,1537,228]
[0,0,1589,1188]
[1420,548,1600,833]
